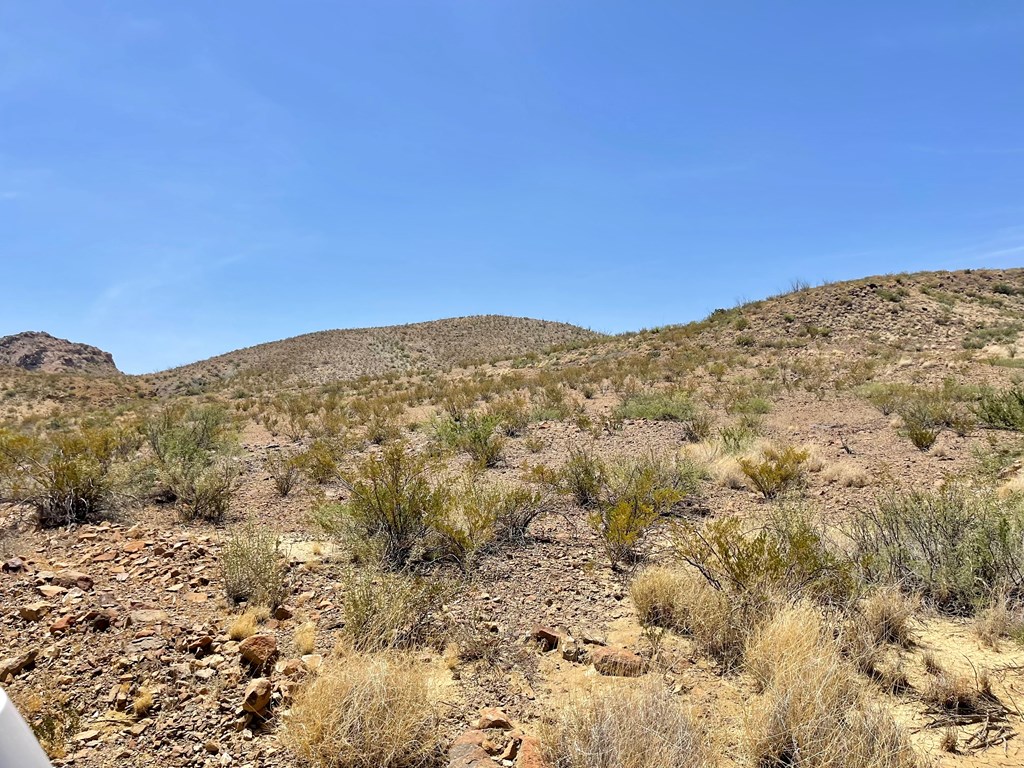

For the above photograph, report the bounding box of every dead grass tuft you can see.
[283,652,442,768]
[540,677,715,768]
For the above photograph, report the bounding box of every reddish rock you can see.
[273,605,294,621]
[517,735,551,768]
[130,609,168,624]
[591,646,646,677]
[242,677,272,713]
[477,707,513,731]
[448,730,497,768]
[49,614,76,634]
[52,570,94,590]
[239,634,278,669]
[530,625,562,652]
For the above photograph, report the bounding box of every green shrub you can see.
[739,445,809,499]
[558,446,606,508]
[294,439,342,484]
[614,390,713,441]
[221,522,287,608]
[432,413,505,468]
[591,455,702,566]
[342,443,450,567]
[146,404,239,521]
[850,484,1024,613]
[341,567,449,651]
[976,386,1024,431]
[0,426,137,527]
[675,510,854,605]
[265,450,300,497]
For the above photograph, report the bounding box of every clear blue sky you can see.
[2,2,1023,374]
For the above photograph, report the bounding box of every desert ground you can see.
[4,268,1024,768]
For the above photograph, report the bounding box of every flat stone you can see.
[591,646,646,677]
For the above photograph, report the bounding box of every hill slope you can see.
[145,315,600,392]
[0,331,119,376]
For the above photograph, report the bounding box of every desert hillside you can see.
[0,331,120,376]
[3,268,1024,768]
[144,315,601,394]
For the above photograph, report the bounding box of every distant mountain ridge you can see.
[143,315,601,392]
[0,331,120,375]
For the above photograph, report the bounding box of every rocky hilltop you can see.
[0,331,120,376]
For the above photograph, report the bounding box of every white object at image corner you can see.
[0,687,52,767]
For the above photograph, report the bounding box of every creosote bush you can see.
[341,567,450,651]
[850,484,1024,613]
[540,678,715,768]
[976,385,1024,432]
[221,521,287,608]
[738,445,809,499]
[0,425,138,527]
[284,652,442,768]
[146,404,239,521]
[431,412,505,468]
[614,389,713,441]
[342,443,449,567]
[265,450,300,497]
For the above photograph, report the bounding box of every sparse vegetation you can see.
[221,521,287,608]
[284,652,442,768]
[738,444,809,499]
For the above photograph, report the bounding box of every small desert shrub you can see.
[850,484,1024,613]
[342,443,450,567]
[921,656,999,715]
[341,567,449,651]
[540,678,715,768]
[614,390,713,441]
[719,422,759,453]
[16,691,81,760]
[0,426,137,527]
[976,385,1024,431]
[744,604,924,768]
[132,685,154,717]
[146,404,239,521]
[169,457,239,522]
[488,395,530,437]
[294,439,342,484]
[559,446,607,508]
[431,413,505,468]
[221,522,287,608]
[591,455,702,566]
[739,445,809,499]
[899,400,942,450]
[676,510,854,605]
[284,652,442,768]
[265,450,301,496]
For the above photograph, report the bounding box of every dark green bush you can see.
[976,386,1024,431]
[850,484,1024,614]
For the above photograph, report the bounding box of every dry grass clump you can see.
[630,565,755,670]
[228,609,264,640]
[821,462,871,488]
[744,604,924,768]
[920,655,1002,717]
[975,595,1024,648]
[858,587,918,648]
[132,685,155,717]
[283,652,442,768]
[540,678,715,768]
[295,621,317,654]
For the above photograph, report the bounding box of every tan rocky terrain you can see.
[0,332,120,377]
[2,268,1024,768]
[143,315,601,393]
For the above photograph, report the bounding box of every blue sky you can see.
[2,2,1023,374]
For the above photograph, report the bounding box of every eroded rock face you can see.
[0,331,120,375]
